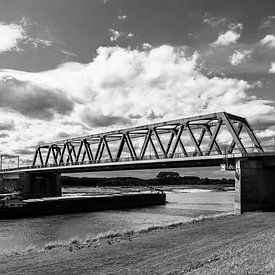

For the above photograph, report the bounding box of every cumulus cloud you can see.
[229,49,252,66]
[211,23,243,47]
[0,17,53,54]
[0,120,15,131]
[83,111,131,127]
[0,44,274,152]
[259,34,275,48]
[0,77,74,120]
[109,28,122,41]
[0,21,25,53]
[269,62,275,73]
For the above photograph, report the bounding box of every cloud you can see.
[61,50,78,57]
[0,133,9,138]
[229,49,252,66]
[142,43,152,50]
[0,77,74,120]
[0,17,54,54]
[83,111,131,127]
[211,23,243,47]
[0,121,15,131]
[269,62,275,73]
[109,28,122,41]
[259,16,275,30]
[259,34,275,48]
[109,28,133,41]
[14,148,34,155]
[0,44,274,153]
[0,21,25,53]
[203,13,226,27]
[127,32,134,38]
[118,15,128,21]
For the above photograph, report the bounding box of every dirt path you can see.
[0,212,274,274]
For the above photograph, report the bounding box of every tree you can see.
[155,171,180,180]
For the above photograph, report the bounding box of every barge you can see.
[0,191,166,218]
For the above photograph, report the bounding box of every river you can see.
[0,186,234,255]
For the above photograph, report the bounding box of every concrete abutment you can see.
[235,159,275,214]
[19,172,61,199]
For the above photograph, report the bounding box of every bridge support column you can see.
[235,159,275,214]
[19,172,61,199]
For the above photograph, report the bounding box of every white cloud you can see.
[0,22,25,53]
[259,34,275,48]
[203,13,226,27]
[109,28,122,41]
[142,43,152,50]
[0,45,274,156]
[229,49,252,66]
[211,23,243,47]
[0,18,53,54]
[269,62,275,73]
[127,32,134,38]
[118,15,128,20]
[109,28,134,41]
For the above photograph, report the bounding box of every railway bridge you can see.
[0,112,274,213]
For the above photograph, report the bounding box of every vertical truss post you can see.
[76,141,84,163]
[165,131,175,157]
[125,133,138,160]
[153,129,166,158]
[193,127,206,156]
[95,138,104,163]
[149,136,159,159]
[170,125,184,157]
[205,119,222,156]
[186,124,202,156]
[103,136,113,162]
[116,135,125,161]
[84,140,94,161]
[139,129,151,160]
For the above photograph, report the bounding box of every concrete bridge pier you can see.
[19,172,61,199]
[235,159,275,214]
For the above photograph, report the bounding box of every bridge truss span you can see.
[32,112,263,167]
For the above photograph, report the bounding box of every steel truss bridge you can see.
[6,111,267,174]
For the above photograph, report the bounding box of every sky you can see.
[0,0,274,178]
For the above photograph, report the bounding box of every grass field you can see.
[0,212,274,274]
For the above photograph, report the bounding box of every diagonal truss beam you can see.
[31,112,264,167]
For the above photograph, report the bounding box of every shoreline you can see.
[1,212,274,274]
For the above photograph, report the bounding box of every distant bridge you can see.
[0,112,274,213]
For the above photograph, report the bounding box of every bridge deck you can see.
[1,150,274,175]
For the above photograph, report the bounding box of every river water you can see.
[0,186,234,255]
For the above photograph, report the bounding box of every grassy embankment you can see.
[0,212,274,274]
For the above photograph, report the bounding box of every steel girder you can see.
[32,112,264,167]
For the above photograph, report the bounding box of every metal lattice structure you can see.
[32,112,263,167]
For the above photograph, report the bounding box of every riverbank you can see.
[0,212,274,274]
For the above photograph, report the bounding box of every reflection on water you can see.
[0,187,234,255]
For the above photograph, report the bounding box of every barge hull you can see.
[0,192,166,218]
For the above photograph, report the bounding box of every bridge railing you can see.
[1,145,275,172]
